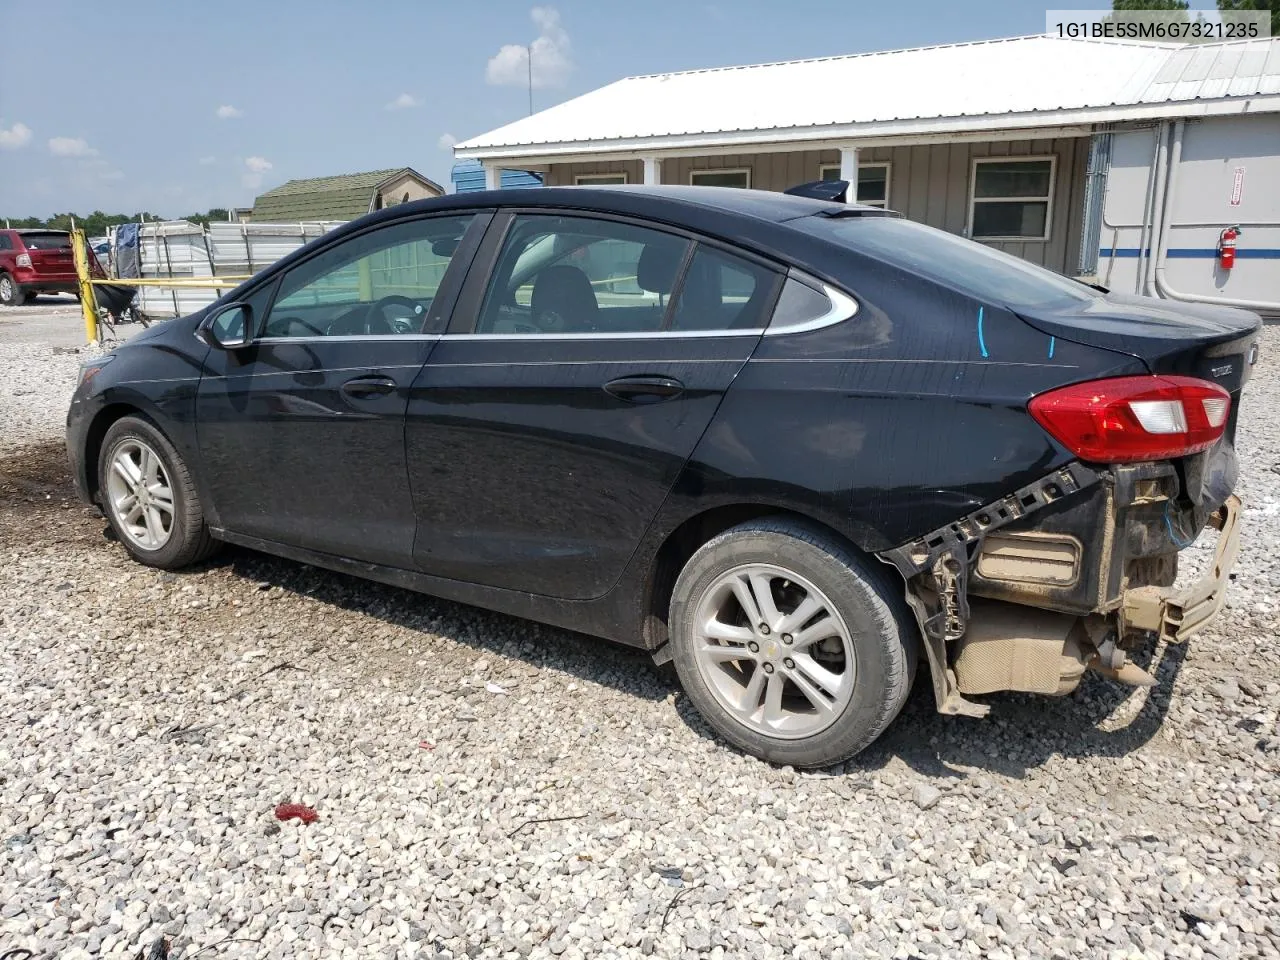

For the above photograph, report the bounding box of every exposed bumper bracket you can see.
[1121,494,1242,644]
[881,463,1099,717]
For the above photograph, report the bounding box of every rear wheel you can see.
[669,518,916,768]
[98,415,219,569]
[0,272,21,306]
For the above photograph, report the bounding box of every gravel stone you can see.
[2,311,1279,959]
[914,783,942,810]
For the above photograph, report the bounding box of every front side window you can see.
[262,214,475,337]
[690,169,750,189]
[476,215,690,335]
[970,158,1054,240]
[820,164,891,208]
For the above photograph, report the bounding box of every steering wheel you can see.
[370,295,426,334]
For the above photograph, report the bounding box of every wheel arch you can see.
[641,503,896,653]
[82,402,148,504]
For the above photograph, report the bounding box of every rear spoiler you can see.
[784,179,851,203]
[783,180,902,218]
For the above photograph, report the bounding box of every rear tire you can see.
[97,415,219,569]
[669,518,916,768]
[0,272,21,306]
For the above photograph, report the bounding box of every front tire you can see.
[98,415,219,569]
[669,518,917,768]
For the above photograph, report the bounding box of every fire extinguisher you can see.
[1217,225,1241,270]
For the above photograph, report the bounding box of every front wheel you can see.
[98,415,219,569]
[669,518,917,768]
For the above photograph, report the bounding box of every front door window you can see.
[262,214,476,337]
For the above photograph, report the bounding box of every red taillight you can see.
[15,253,32,268]
[1028,375,1231,463]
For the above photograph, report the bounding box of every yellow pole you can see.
[71,228,99,343]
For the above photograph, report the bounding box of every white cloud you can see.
[437,132,458,151]
[385,92,420,111]
[198,155,217,165]
[216,105,243,120]
[486,6,572,90]
[242,155,273,189]
[0,121,32,150]
[81,157,124,181]
[49,136,98,158]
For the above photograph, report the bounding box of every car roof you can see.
[397,184,855,224]
[324,185,882,273]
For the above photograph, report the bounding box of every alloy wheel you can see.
[0,276,13,302]
[691,563,856,739]
[105,439,175,551]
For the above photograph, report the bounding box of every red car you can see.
[0,229,81,305]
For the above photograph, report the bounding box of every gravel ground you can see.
[2,321,1278,960]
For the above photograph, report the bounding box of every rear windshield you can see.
[793,215,1097,311]
[20,232,72,250]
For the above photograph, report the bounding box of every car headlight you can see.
[78,354,114,386]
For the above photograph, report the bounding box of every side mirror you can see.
[203,302,253,349]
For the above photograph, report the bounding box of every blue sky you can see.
[3,0,1053,218]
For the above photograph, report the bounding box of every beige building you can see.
[454,34,1280,281]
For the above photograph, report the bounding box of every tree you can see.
[0,211,168,232]
[178,208,231,226]
[1217,0,1280,34]
[1112,0,1188,9]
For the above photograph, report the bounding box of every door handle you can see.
[603,375,685,404]
[341,376,398,398]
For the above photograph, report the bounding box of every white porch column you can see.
[642,156,663,185]
[838,146,859,203]
[483,163,502,190]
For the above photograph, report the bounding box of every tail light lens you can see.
[1028,375,1231,463]
[16,253,32,268]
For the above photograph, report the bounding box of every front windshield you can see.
[794,215,1097,312]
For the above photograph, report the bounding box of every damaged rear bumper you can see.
[1121,493,1241,644]
[878,452,1242,717]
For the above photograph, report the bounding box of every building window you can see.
[690,169,751,189]
[820,163,891,207]
[574,173,628,185]
[969,157,1055,240]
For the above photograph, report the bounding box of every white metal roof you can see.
[1142,37,1280,101]
[456,35,1280,161]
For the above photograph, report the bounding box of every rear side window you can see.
[0,235,11,251]
[476,214,691,335]
[19,232,72,250]
[770,277,837,330]
[793,215,1095,311]
[669,246,778,332]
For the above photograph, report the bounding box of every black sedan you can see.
[67,184,1260,767]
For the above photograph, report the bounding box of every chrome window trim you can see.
[764,276,858,337]
[252,334,445,344]
[445,328,765,342]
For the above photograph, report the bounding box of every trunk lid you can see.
[1016,293,1261,393]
